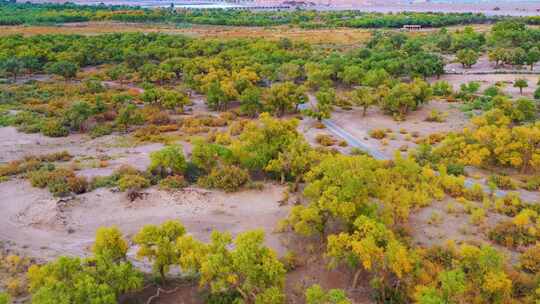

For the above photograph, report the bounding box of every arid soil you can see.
[0,171,290,259]
[0,126,290,261]
[446,55,540,74]
[437,73,540,98]
[329,100,467,158]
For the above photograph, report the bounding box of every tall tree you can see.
[133,220,186,281]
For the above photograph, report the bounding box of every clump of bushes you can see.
[520,243,540,273]
[88,165,147,191]
[142,106,170,125]
[489,209,538,248]
[469,208,486,225]
[118,174,150,192]
[198,165,250,192]
[494,193,527,216]
[12,111,42,134]
[115,104,144,130]
[489,174,517,190]
[440,169,466,197]
[180,115,226,134]
[432,80,453,97]
[464,183,485,201]
[29,168,87,197]
[0,150,72,182]
[132,125,167,143]
[1,158,41,177]
[40,119,68,137]
[521,175,540,191]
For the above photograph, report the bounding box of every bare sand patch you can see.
[436,73,539,98]
[0,179,290,260]
[330,100,467,157]
[409,197,522,262]
[445,55,540,74]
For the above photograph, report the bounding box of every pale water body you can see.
[67,0,540,15]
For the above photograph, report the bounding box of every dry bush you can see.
[132,125,171,143]
[315,134,336,146]
[158,124,179,133]
[313,121,325,129]
[218,111,237,122]
[520,243,540,273]
[369,128,386,139]
[67,176,89,194]
[489,175,518,190]
[416,133,445,145]
[142,106,170,125]
[494,193,526,216]
[159,175,187,190]
[489,220,537,248]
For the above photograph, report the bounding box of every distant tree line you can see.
[0,1,516,28]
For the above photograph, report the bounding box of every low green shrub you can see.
[425,110,447,122]
[489,174,517,190]
[29,168,87,196]
[521,176,540,191]
[446,163,464,176]
[41,119,68,137]
[118,174,150,192]
[89,175,117,189]
[89,124,113,138]
[0,112,15,127]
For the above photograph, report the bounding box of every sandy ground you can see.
[0,126,165,172]
[445,55,540,75]
[436,73,539,98]
[0,178,289,260]
[0,125,290,262]
[330,100,467,158]
[408,197,524,262]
